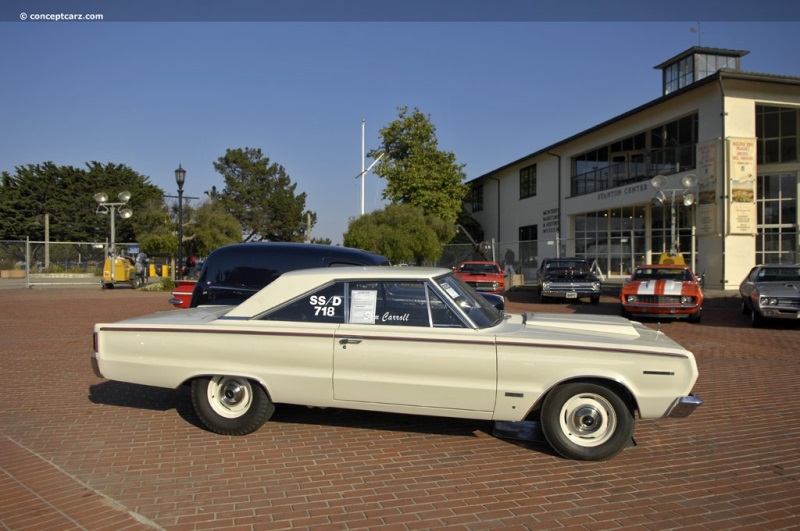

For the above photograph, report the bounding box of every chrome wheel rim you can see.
[558,393,617,447]
[207,376,253,419]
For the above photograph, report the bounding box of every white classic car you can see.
[92,267,702,461]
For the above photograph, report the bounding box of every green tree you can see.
[213,147,315,242]
[0,161,162,243]
[343,204,441,265]
[189,199,243,255]
[371,107,468,231]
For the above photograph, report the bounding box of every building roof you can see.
[652,46,749,70]
[470,68,800,184]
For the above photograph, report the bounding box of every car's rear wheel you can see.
[541,382,634,461]
[191,376,275,435]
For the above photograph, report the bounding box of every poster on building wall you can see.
[696,139,718,235]
[727,137,757,235]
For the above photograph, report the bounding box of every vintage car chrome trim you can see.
[90,354,104,378]
[665,394,703,418]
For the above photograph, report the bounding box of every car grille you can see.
[468,281,499,291]
[636,295,686,304]
[546,283,597,292]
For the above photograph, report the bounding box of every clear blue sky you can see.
[2,2,799,243]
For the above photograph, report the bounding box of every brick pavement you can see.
[1,285,799,530]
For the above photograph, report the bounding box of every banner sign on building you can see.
[696,139,718,235]
[727,137,757,235]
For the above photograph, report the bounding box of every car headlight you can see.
[592,282,601,291]
[759,297,777,307]
[491,282,499,290]
[626,295,637,303]
[542,281,551,290]
[681,296,693,304]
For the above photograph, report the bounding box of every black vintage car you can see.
[537,258,602,304]
[189,242,391,307]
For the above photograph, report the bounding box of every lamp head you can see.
[94,192,108,204]
[683,193,696,207]
[118,191,131,203]
[119,208,133,219]
[650,175,668,189]
[681,174,698,188]
[175,164,186,189]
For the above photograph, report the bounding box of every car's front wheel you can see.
[751,308,765,328]
[191,376,275,435]
[541,382,634,461]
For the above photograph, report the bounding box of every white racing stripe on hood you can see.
[662,280,683,295]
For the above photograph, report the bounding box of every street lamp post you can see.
[94,191,133,283]
[651,173,697,258]
[175,165,186,280]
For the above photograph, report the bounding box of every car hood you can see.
[497,312,690,355]
[753,281,800,296]
[623,279,698,294]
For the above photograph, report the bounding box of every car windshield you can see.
[632,268,693,281]
[458,263,500,274]
[546,261,588,273]
[757,267,800,282]
[434,273,504,328]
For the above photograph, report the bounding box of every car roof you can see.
[226,266,452,318]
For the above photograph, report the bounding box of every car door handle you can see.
[338,338,362,347]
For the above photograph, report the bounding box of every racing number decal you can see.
[310,295,342,317]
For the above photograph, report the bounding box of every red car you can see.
[455,261,505,294]
[169,279,197,308]
[620,264,703,322]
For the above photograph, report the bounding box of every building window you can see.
[696,53,737,80]
[520,164,536,199]
[664,56,694,95]
[575,207,648,276]
[756,105,798,165]
[571,114,698,197]
[471,183,484,212]
[756,173,798,264]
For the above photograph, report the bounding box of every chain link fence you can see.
[0,239,174,287]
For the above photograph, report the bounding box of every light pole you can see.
[175,164,186,280]
[651,174,697,258]
[94,191,133,283]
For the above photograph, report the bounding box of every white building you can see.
[468,47,800,290]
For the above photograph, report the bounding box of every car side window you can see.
[363,281,431,327]
[260,283,345,323]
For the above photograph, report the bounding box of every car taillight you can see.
[93,332,98,353]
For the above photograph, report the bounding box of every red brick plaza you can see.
[1,286,798,530]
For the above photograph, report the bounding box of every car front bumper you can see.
[665,394,703,418]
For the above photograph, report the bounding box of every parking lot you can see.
[1,285,799,530]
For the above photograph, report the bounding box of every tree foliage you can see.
[0,161,163,243]
[213,147,316,242]
[343,204,442,265]
[370,107,468,229]
[189,198,243,255]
